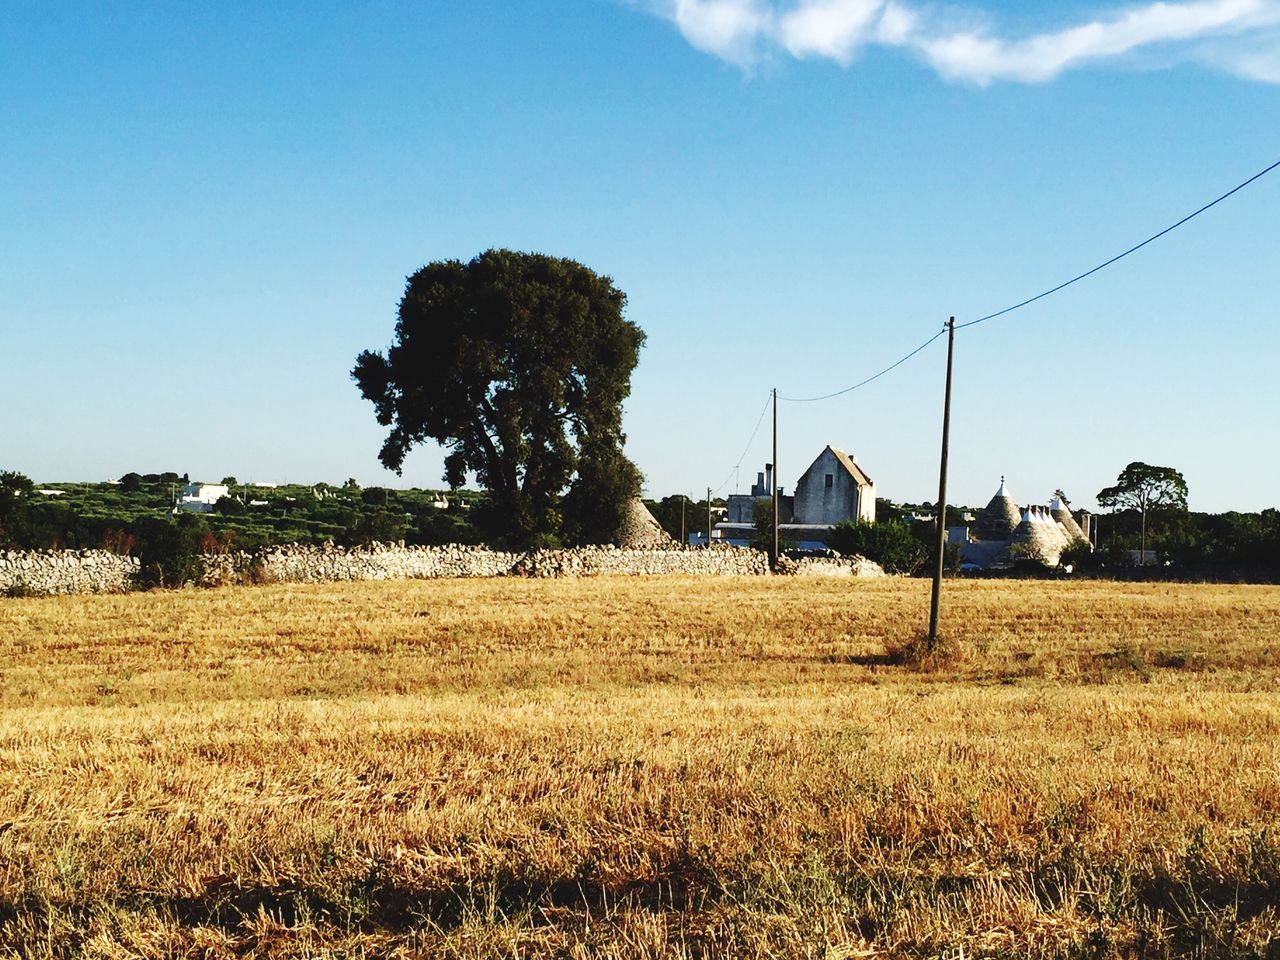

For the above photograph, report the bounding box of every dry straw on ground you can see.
[1,576,1279,958]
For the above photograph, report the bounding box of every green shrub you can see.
[1059,537,1095,570]
[130,514,211,587]
[829,520,927,575]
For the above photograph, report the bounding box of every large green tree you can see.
[1097,461,1188,558]
[353,250,645,548]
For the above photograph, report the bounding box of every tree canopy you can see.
[352,250,645,548]
[1097,461,1188,555]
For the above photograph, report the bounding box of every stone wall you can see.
[784,555,886,578]
[194,543,524,587]
[0,549,139,596]
[510,545,772,578]
[0,542,883,597]
[195,542,772,585]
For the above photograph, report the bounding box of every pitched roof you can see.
[827,447,873,487]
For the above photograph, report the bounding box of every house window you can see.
[824,474,833,489]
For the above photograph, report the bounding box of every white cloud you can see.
[1193,22,1280,78]
[778,0,888,62]
[648,0,1280,83]
[667,0,773,64]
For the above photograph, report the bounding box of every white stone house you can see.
[791,446,876,525]
[717,446,876,549]
[176,482,230,514]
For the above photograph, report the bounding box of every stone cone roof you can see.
[1010,508,1064,565]
[1049,497,1086,541]
[617,498,673,548]
[976,480,1021,541]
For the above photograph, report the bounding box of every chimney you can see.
[755,471,765,495]
[764,463,773,495]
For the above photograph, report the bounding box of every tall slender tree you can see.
[1097,462,1188,559]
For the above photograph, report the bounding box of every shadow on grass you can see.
[5,847,1280,956]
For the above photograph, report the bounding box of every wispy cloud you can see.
[646,0,1280,83]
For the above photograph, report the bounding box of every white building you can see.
[176,482,230,514]
[716,446,876,549]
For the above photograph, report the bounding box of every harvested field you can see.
[1,577,1279,957]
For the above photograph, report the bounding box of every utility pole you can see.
[680,495,686,545]
[771,387,779,567]
[706,486,712,548]
[927,317,956,650]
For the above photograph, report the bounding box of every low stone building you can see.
[617,498,672,548]
[956,479,1092,569]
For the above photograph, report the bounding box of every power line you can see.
[713,391,772,494]
[773,156,1280,405]
[956,156,1280,331]
[779,326,947,403]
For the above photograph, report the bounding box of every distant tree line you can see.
[0,471,492,584]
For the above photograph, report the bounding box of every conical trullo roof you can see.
[617,498,673,548]
[1049,496,1086,541]
[1010,508,1064,565]
[976,478,1021,541]
[1037,506,1070,549]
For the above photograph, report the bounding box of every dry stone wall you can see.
[784,555,886,578]
[510,545,771,578]
[194,543,523,586]
[0,549,138,596]
[1,542,883,596]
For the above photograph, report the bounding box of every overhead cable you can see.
[772,155,1280,404]
[956,156,1280,330]
[713,391,773,494]
[779,326,947,403]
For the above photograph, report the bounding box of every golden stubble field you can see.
[1,576,1279,958]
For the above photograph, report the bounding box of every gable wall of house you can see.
[794,448,867,525]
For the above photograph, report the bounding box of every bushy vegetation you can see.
[1082,507,1280,575]
[829,518,929,574]
[0,471,487,559]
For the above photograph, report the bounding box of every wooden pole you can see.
[771,387,779,567]
[680,495,686,545]
[928,317,956,649]
[706,487,712,548]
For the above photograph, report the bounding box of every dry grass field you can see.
[2,576,1279,958]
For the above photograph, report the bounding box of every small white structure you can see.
[176,482,229,514]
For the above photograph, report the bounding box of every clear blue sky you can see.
[2,0,1277,513]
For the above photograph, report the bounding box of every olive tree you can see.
[353,249,645,548]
